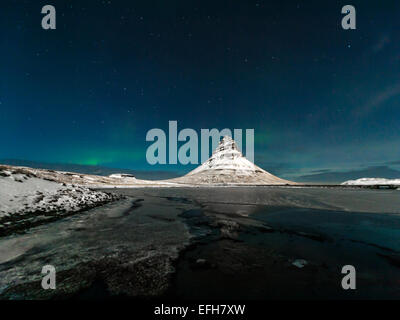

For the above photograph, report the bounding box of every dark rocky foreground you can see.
[1,187,400,300]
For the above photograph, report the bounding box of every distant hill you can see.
[0,159,181,180]
[297,166,400,184]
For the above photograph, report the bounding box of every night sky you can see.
[1,0,399,178]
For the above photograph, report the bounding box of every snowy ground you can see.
[0,166,122,236]
[342,178,400,186]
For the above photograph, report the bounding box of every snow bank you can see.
[0,167,122,236]
[109,173,136,179]
[341,178,400,186]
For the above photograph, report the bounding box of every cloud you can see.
[296,165,400,183]
[310,169,331,173]
[354,83,400,116]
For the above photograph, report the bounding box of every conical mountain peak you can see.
[214,136,240,154]
[170,135,297,185]
[212,136,243,161]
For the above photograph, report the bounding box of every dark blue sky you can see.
[1,0,399,178]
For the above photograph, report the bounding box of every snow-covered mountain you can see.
[171,136,296,185]
[342,178,400,186]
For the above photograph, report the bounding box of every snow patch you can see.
[341,178,400,186]
[0,167,121,235]
[109,173,136,180]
